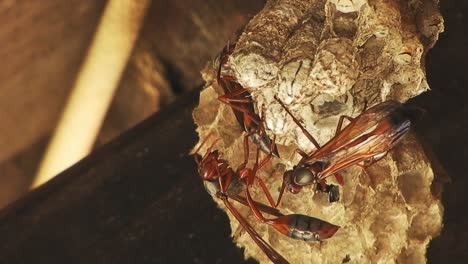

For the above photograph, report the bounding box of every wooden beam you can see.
[0,88,255,263]
[0,0,107,162]
[0,0,265,164]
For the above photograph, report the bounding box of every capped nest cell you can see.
[193,0,444,263]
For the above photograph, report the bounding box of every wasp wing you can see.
[216,44,260,131]
[308,101,402,160]
[303,101,412,179]
[319,118,410,179]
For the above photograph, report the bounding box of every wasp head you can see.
[283,165,318,194]
[197,150,220,181]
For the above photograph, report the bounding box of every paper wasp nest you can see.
[193,0,444,263]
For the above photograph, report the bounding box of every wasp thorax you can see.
[293,167,316,186]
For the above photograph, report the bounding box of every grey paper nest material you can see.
[193,0,444,263]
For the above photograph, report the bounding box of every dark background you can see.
[0,1,467,263]
[411,1,468,261]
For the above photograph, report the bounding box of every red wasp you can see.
[243,150,339,244]
[192,132,287,263]
[216,43,279,157]
[274,97,423,206]
[192,133,339,264]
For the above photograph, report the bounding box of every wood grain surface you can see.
[0,0,107,162]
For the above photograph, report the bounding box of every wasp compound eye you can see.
[293,167,315,186]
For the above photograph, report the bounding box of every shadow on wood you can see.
[0,88,256,264]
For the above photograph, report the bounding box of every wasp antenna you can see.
[190,131,215,156]
[206,137,222,154]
